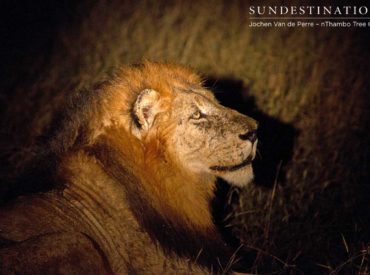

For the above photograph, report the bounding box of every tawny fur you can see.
[0,62,257,274]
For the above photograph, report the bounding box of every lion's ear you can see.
[133,89,163,132]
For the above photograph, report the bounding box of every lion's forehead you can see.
[173,89,219,112]
[174,85,215,99]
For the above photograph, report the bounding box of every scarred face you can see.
[168,88,258,186]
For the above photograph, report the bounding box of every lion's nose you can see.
[239,130,257,143]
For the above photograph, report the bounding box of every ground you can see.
[0,1,369,274]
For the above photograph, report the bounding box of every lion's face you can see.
[168,88,258,187]
[130,83,258,187]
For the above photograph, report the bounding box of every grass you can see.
[1,0,369,273]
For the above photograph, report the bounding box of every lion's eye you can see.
[191,110,202,120]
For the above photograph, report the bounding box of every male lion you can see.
[0,62,258,274]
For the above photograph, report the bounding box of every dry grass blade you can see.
[341,234,350,255]
[246,244,295,270]
[329,250,370,275]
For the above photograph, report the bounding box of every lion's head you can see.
[129,87,257,187]
[120,62,258,187]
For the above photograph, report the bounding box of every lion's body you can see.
[0,152,209,274]
[0,62,257,274]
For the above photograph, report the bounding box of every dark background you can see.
[1,1,369,273]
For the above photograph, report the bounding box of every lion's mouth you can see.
[210,155,254,172]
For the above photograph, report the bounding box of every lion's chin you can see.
[219,164,254,187]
